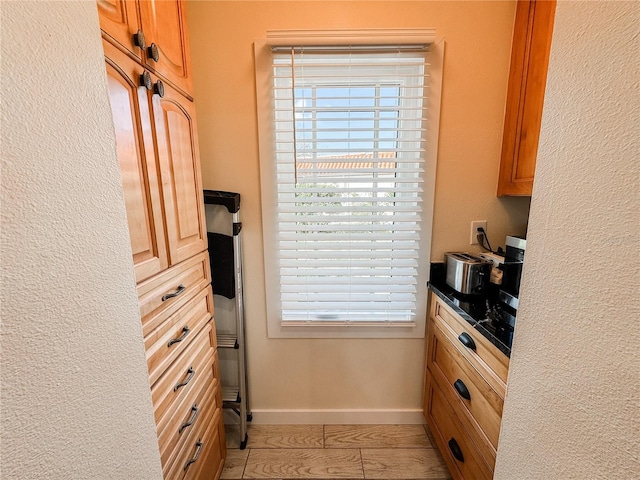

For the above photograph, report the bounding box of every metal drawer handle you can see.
[178,403,200,434]
[167,326,190,348]
[173,366,195,392]
[162,284,186,301]
[453,379,471,401]
[458,332,477,351]
[448,438,465,463]
[183,439,204,471]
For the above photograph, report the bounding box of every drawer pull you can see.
[448,438,465,463]
[178,403,199,434]
[453,379,471,400]
[458,332,477,351]
[183,439,204,471]
[162,284,186,301]
[174,366,195,392]
[167,326,191,347]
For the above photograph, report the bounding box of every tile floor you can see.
[221,423,452,479]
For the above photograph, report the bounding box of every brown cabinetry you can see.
[497,0,556,196]
[98,0,193,98]
[99,1,225,478]
[97,0,144,61]
[423,293,510,480]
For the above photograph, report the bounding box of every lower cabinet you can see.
[138,258,226,479]
[423,293,509,480]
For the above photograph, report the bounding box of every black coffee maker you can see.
[499,235,526,311]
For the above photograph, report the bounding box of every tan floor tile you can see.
[220,448,250,479]
[247,425,324,449]
[324,425,430,449]
[243,448,364,479]
[225,424,246,449]
[361,448,450,479]
[423,424,437,447]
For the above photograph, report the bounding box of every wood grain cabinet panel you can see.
[152,325,215,427]
[181,410,226,480]
[98,0,144,61]
[424,293,510,479]
[159,380,218,477]
[497,0,556,196]
[138,252,211,335]
[432,299,509,389]
[145,286,214,385]
[139,0,193,97]
[104,41,168,283]
[424,377,492,480]
[427,318,503,465]
[152,83,208,266]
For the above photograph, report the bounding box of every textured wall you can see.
[495,1,640,478]
[1,3,163,478]
[187,1,527,419]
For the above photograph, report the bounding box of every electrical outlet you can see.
[470,220,488,245]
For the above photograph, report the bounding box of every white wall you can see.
[1,3,163,478]
[495,1,640,478]
[187,0,528,422]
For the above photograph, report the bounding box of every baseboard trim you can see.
[246,409,426,425]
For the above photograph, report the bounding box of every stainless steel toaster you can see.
[444,252,493,295]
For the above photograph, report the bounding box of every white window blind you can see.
[269,45,430,327]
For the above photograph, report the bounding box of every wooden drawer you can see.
[428,317,503,463]
[165,408,223,480]
[425,375,492,480]
[145,286,214,385]
[182,410,225,480]
[138,252,211,335]
[159,376,218,477]
[151,324,214,426]
[431,295,509,389]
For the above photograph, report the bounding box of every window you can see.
[255,31,443,338]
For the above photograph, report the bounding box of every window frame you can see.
[254,30,444,339]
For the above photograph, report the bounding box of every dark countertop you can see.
[428,263,513,358]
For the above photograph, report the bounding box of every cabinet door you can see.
[152,78,207,266]
[104,42,169,283]
[497,0,556,196]
[98,0,144,62]
[139,0,193,97]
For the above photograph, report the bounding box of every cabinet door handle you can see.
[173,366,195,392]
[139,71,152,91]
[183,439,204,471]
[147,43,160,62]
[153,80,165,98]
[458,332,477,351]
[448,438,465,463]
[178,403,199,434]
[133,30,146,50]
[162,284,185,301]
[453,379,471,400]
[167,326,190,348]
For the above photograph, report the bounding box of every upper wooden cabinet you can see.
[103,39,206,282]
[98,0,193,98]
[104,41,168,283]
[152,80,207,265]
[98,0,144,62]
[138,0,193,98]
[497,0,556,196]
